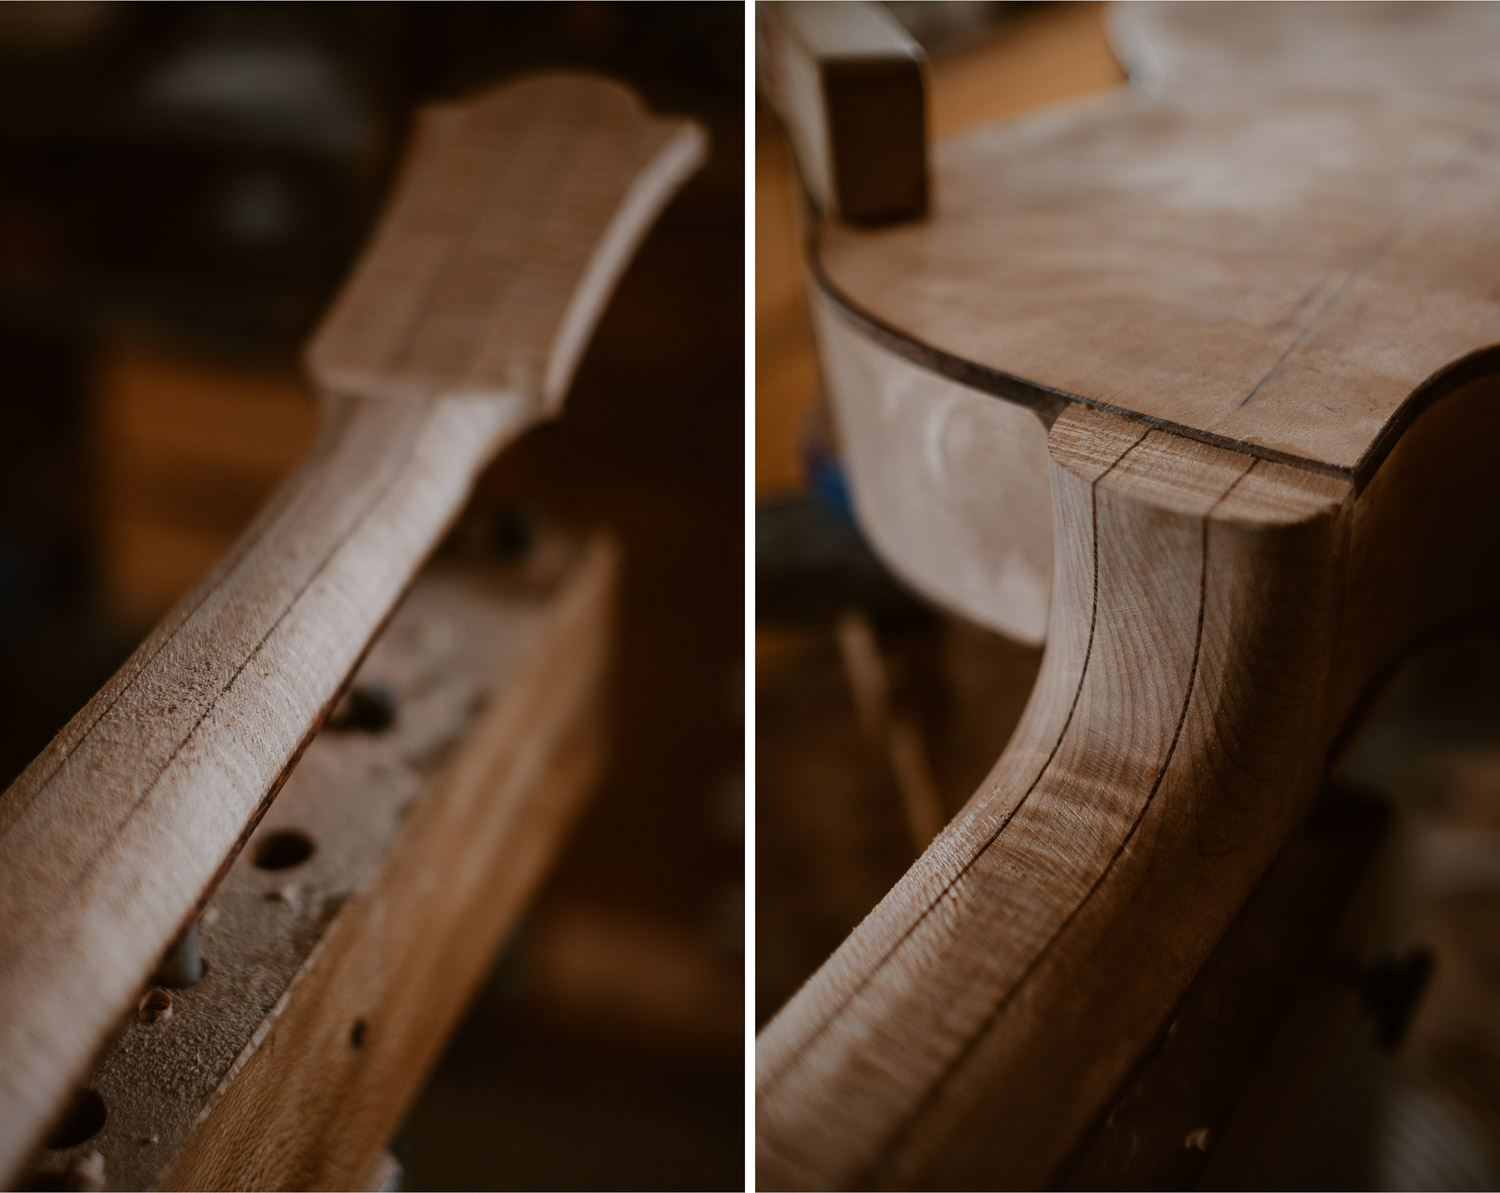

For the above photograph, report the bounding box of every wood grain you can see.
[22,535,615,1191]
[811,287,1053,646]
[796,0,1500,662]
[762,4,1500,1186]
[308,75,705,415]
[0,73,703,1187]
[758,408,1347,1188]
[757,2,927,224]
[757,372,1500,1187]
[815,1,1500,476]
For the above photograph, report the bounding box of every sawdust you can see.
[25,555,570,1190]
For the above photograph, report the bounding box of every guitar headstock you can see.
[308,73,706,415]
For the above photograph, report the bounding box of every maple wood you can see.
[813,1,1500,639]
[757,2,927,224]
[22,538,615,1191]
[154,542,617,1192]
[758,3,1500,1187]
[0,73,703,1186]
[761,378,1500,1187]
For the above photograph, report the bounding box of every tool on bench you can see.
[757,2,1500,1186]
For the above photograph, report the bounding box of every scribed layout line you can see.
[384,85,595,392]
[809,260,1352,482]
[1236,131,1487,410]
[75,415,432,890]
[757,426,1151,1099]
[861,457,1258,1184]
[0,404,433,899]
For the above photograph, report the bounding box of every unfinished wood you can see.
[834,610,945,852]
[758,2,928,223]
[358,1151,401,1193]
[21,535,614,1191]
[811,287,1053,645]
[926,2,1124,142]
[754,2,1124,498]
[95,343,319,621]
[0,73,704,1187]
[814,0,1500,481]
[756,371,1500,1187]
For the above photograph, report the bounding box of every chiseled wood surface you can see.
[23,535,615,1191]
[754,3,1124,498]
[816,1,1500,480]
[763,4,1500,1187]
[0,74,704,1187]
[758,370,1500,1187]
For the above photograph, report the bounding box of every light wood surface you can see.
[762,9,1500,1161]
[22,535,615,1191]
[817,1,1500,479]
[758,372,1500,1186]
[812,288,1053,645]
[761,12,1500,1176]
[0,73,704,1187]
[809,1,1500,642]
[754,2,1124,498]
[308,77,704,415]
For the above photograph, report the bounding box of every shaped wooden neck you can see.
[0,73,704,1185]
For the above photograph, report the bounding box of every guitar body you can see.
[814,0,1500,644]
[758,3,1500,1186]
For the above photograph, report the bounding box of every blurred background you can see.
[756,0,1122,1015]
[0,3,742,1189]
[756,3,1500,1189]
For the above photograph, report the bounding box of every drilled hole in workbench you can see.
[44,1088,106,1149]
[350,1018,368,1051]
[137,988,173,1023]
[253,829,315,871]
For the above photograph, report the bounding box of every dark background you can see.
[0,3,743,1189]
